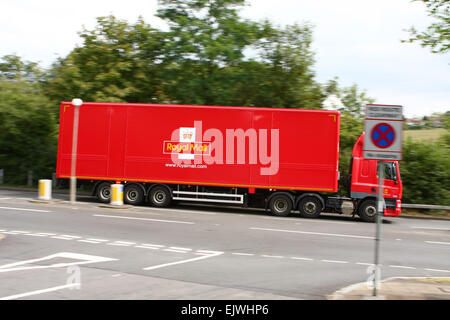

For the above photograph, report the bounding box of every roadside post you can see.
[38,179,52,201]
[363,104,403,297]
[110,184,124,206]
[70,98,83,205]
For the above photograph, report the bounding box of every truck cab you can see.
[349,133,402,221]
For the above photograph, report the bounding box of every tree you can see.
[45,16,167,109]
[0,78,57,185]
[403,0,450,53]
[0,54,44,82]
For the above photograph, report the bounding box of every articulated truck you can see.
[56,102,402,222]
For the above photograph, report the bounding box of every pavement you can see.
[329,277,450,300]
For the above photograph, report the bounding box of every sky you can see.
[1,0,448,118]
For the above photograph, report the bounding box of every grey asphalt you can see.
[0,189,449,300]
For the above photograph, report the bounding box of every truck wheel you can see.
[298,196,322,218]
[96,182,112,203]
[149,186,172,208]
[269,194,293,217]
[124,184,144,205]
[358,199,377,223]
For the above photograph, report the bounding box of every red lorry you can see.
[56,102,402,222]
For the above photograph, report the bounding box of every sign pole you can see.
[373,160,384,296]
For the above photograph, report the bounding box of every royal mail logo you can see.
[163,141,211,155]
[163,121,280,175]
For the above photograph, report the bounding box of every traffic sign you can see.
[363,104,403,161]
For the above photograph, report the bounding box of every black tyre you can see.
[269,194,293,217]
[298,196,322,218]
[358,199,377,223]
[124,184,144,205]
[148,186,172,208]
[96,182,112,203]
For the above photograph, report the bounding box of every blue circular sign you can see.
[371,123,395,149]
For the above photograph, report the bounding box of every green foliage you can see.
[45,16,166,108]
[403,0,450,53]
[401,137,450,205]
[0,78,57,185]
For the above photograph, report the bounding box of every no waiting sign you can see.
[363,104,403,161]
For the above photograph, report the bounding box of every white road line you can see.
[321,259,349,264]
[163,249,188,253]
[107,242,131,246]
[86,238,109,242]
[261,255,284,259]
[389,265,416,269]
[0,283,80,300]
[290,257,314,261]
[250,227,373,239]
[10,230,30,234]
[51,236,75,240]
[169,247,192,251]
[425,241,450,246]
[231,252,255,256]
[140,243,165,248]
[25,233,49,237]
[356,262,373,266]
[411,227,450,231]
[112,241,136,245]
[134,245,160,250]
[77,240,100,244]
[93,214,194,225]
[0,198,12,200]
[425,268,450,273]
[143,251,223,271]
[59,235,82,239]
[0,206,51,213]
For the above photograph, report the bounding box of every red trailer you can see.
[56,102,402,222]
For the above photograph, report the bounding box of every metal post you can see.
[70,98,82,205]
[373,161,384,296]
[27,170,33,187]
[0,169,3,184]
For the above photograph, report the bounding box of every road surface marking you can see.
[425,241,450,246]
[77,239,101,244]
[86,238,109,242]
[356,262,373,266]
[163,249,188,253]
[261,255,284,259]
[389,265,416,269]
[250,227,373,239]
[107,242,132,246]
[411,226,450,231]
[10,230,30,234]
[59,235,82,239]
[51,236,75,240]
[294,219,356,225]
[425,268,450,273]
[321,259,349,264]
[170,247,192,251]
[143,207,217,215]
[0,206,51,213]
[0,252,117,273]
[0,283,80,300]
[135,245,160,250]
[93,214,194,225]
[231,252,255,256]
[290,257,314,261]
[0,198,12,200]
[143,250,223,271]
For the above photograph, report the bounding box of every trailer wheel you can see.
[149,186,172,208]
[269,194,293,217]
[298,196,322,218]
[96,182,112,203]
[358,199,377,223]
[124,184,144,205]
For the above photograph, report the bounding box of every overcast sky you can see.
[1,0,448,118]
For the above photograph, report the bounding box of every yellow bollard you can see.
[38,179,52,201]
[110,184,124,206]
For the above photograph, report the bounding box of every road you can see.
[0,189,449,300]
